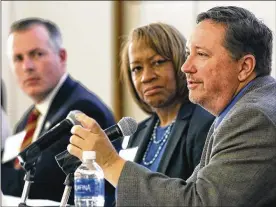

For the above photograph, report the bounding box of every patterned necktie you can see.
[14,108,40,169]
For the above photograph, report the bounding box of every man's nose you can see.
[22,57,35,71]
[181,56,196,74]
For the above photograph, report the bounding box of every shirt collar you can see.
[35,73,68,116]
[214,79,254,129]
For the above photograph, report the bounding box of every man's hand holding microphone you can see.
[67,113,136,187]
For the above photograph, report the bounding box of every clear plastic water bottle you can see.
[74,151,105,207]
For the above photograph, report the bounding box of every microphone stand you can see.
[18,163,37,207]
[60,173,74,207]
[55,150,82,207]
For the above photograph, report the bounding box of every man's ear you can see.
[59,48,67,63]
[238,54,256,82]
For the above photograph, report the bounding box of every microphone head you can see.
[66,110,83,125]
[118,117,138,136]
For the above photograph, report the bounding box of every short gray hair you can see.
[10,17,63,51]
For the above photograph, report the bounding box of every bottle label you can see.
[74,178,104,197]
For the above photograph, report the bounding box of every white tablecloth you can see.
[1,193,60,206]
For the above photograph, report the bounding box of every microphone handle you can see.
[18,119,73,164]
[104,125,123,141]
[37,119,73,151]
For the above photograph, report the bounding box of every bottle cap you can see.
[82,151,96,160]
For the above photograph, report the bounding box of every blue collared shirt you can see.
[214,80,254,129]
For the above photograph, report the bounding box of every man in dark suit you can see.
[1,17,117,205]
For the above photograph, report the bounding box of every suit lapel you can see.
[39,76,77,135]
[200,123,215,168]
[133,116,157,163]
[14,107,34,133]
[157,103,195,174]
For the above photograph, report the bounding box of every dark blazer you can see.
[127,102,215,180]
[1,75,118,205]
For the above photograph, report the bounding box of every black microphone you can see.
[104,117,137,141]
[17,110,82,170]
[55,116,138,175]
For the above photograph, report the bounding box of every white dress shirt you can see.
[32,73,68,142]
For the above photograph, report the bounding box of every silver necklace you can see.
[142,119,175,166]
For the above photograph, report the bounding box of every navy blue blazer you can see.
[127,102,215,180]
[1,76,118,205]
